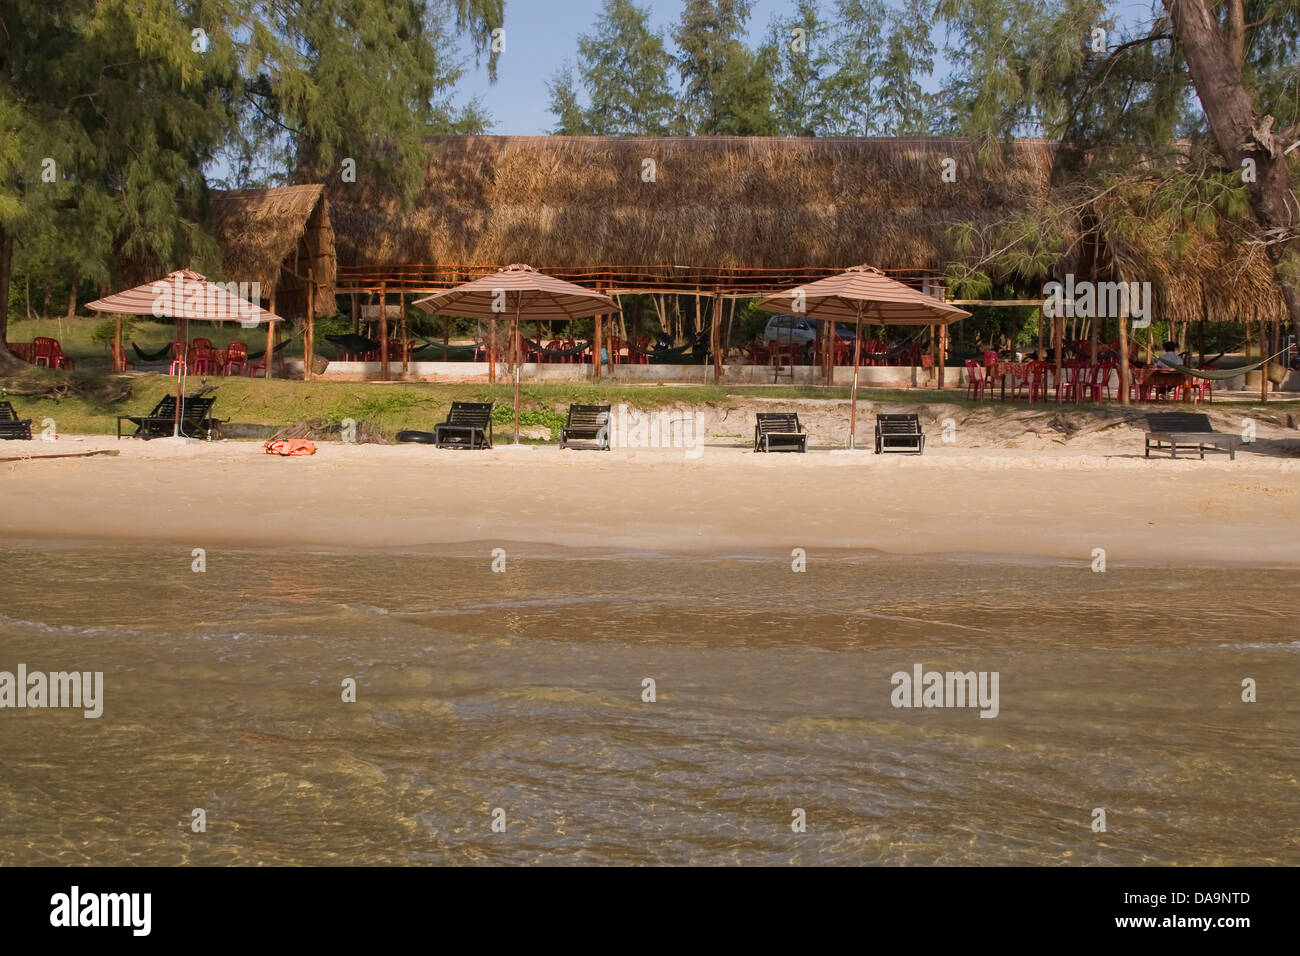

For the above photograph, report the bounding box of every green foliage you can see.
[672,0,775,135]
[569,0,678,135]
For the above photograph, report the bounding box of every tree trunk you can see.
[1165,0,1300,342]
[0,222,20,365]
[66,277,78,320]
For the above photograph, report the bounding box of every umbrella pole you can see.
[513,296,521,444]
[849,303,863,449]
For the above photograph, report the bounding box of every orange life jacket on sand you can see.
[262,438,317,456]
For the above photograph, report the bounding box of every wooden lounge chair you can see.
[0,401,33,440]
[116,394,225,440]
[875,413,925,454]
[560,404,611,450]
[434,401,493,449]
[1144,412,1238,460]
[754,412,807,452]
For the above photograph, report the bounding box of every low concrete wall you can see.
[284,359,968,386]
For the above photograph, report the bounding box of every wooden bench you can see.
[560,404,611,450]
[0,401,33,440]
[117,395,225,440]
[875,413,925,454]
[1145,412,1238,460]
[434,401,493,449]
[754,412,807,452]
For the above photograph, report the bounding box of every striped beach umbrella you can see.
[414,264,616,445]
[758,265,971,450]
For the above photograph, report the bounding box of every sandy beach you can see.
[2,401,1297,566]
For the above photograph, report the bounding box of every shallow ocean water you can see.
[0,544,1296,865]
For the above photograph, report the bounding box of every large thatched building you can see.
[317,134,1286,324]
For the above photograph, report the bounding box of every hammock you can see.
[247,339,291,361]
[411,340,483,358]
[325,333,381,354]
[1157,350,1288,381]
[627,329,711,363]
[523,338,592,359]
[131,342,173,362]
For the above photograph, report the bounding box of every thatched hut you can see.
[209,184,336,321]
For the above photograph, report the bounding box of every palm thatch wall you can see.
[317,135,1284,323]
[209,184,336,320]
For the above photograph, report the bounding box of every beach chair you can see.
[560,404,611,450]
[116,394,225,440]
[1144,412,1238,460]
[753,412,807,453]
[0,401,33,440]
[434,401,493,449]
[875,413,925,454]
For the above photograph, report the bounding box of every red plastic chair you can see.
[1056,361,1087,403]
[982,349,999,368]
[630,336,651,365]
[223,342,248,375]
[190,345,217,375]
[964,359,987,400]
[1084,363,1114,403]
[1025,361,1050,403]
[31,337,57,368]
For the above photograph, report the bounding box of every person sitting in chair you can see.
[1156,341,1184,369]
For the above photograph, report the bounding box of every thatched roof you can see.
[209,184,336,318]
[322,135,1285,323]
[330,135,1064,272]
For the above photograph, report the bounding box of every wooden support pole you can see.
[304,272,315,381]
[378,281,389,382]
[593,312,603,383]
[443,316,450,344]
[488,310,496,383]
[351,293,359,333]
[937,323,947,390]
[113,316,123,372]
[1117,314,1130,405]
[1053,315,1063,400]
[401,292,409,376]
[265,319,274,379]
[928,324,936,386]
[711,293,723,383]
[1089,314,1099,366]
[1261,318,1269,402]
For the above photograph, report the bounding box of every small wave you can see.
[1217,640,1300,650]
